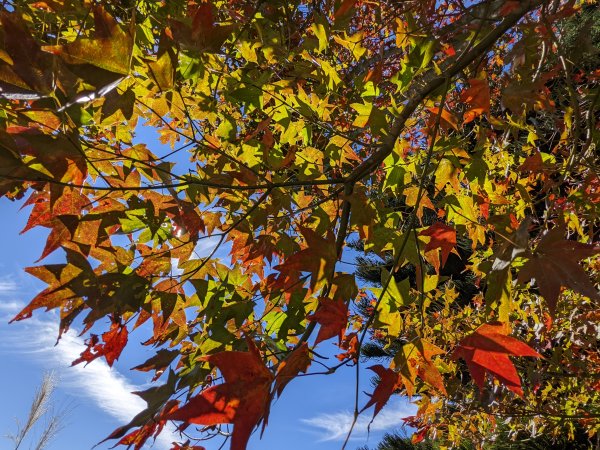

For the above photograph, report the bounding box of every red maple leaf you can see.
[274,342,311,397]
[336,332,359,363]
[419,222,457,270]
[114,400,179,450]
[460,79,490,123]
[452,322,542,396]
[334,0,358,19]
[72,320,128,367]
[517,227,600,314]
[306,297,348,345]
[166,338,273,450]
[361,365,402,419]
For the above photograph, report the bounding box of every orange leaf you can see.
[166,339,273,450]
[428,107,459,131]
[460,79,490,123]
[452,322,542,396]
[72,321,128,367]
[361,365,401,419]
[419,222,457,269]
[307,298,348,345]
[336,332,358,363]
[393,340,447,396]
[274,343,311,397]
[334,0,358,19]
[113,400,179,450]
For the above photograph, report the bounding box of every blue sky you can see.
[0,132,416,450]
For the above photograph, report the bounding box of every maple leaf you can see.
[517,227,600,313]
[42,6,133,74]
[452,322,542,396]
[72,320,128,367]
[485,217,531,322]
[427,107,459,131]
[392,339,446,396]
[132,349,179,381]
[306,297,348,345]
[361,365,402,419]
[114,400,179,450]
[101,372,178,448]
[274,342,311,397]
[336,332,359,363]
[460,78,490,123]
[334,0,359,19]
[274,228,337,291]
[419,222,457,271]
[166,339,274,450]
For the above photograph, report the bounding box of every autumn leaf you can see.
[274,342,311,397]
[166,339,274,450]
[452,322,542,396]
[460,78,490,123]
[114,400,179,450]
[419,222,457,271]
[334,0,359,19]
[336,332,359,363]
[72,320,128,367]
[101,372,178,448]
[2,1,596,447]
[517,227,600,313]
[132,349,179,381]
[392,339,447,396]
[170,443,206,450]
[485,217,531,322]
[361,365,401,419]
[428,107,459,131]
[274,228,337,291]
[42,6,133,74]
[306,297,348,345]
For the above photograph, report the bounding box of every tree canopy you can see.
[1,0,599,449]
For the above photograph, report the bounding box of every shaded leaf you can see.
[361,365,401,419]
[166,339,273,450]
[43,6,133,74]
[274,342,311,397]
[517,227,599,313]
[460,78,490,123]
[392,339,446,396]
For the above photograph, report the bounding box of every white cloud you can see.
[0,278,18,294]
[0,300,23,311]
[0,278,22,312]
[0,315,179,450]
[301,397,416,442]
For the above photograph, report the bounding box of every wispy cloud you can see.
[0,300,23,311]
[1,310,179,449]
[0,277,18,294]
[301,397,416,442]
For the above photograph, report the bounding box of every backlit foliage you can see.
[1,0,599,448]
